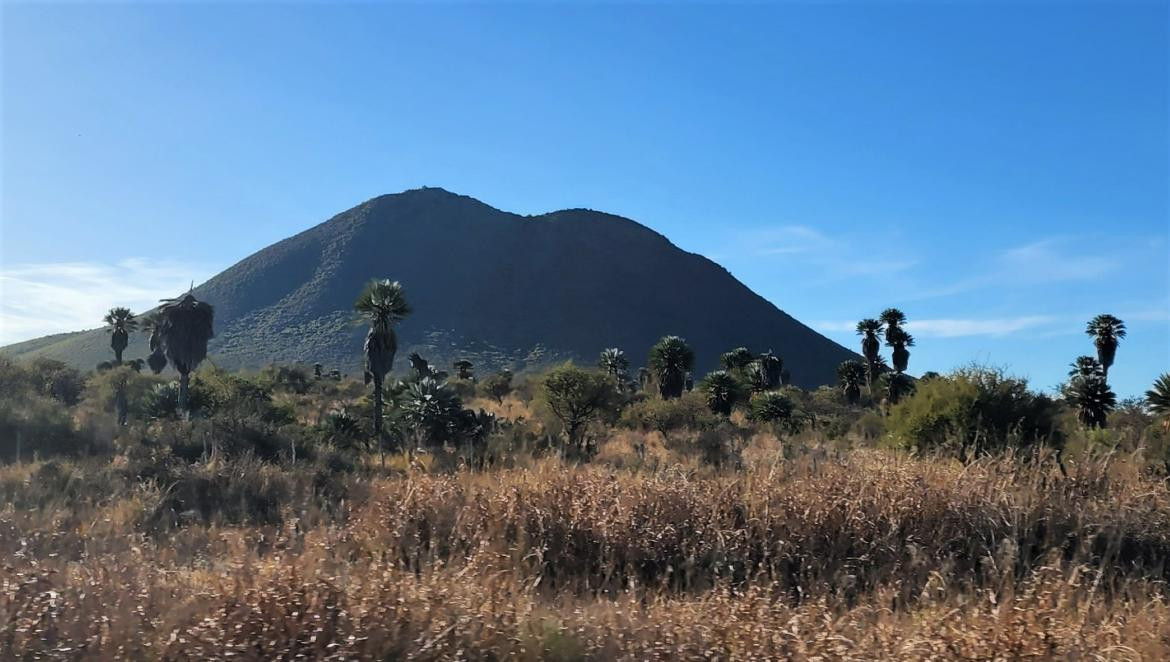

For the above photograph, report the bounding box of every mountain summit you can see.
[3,188,856,386]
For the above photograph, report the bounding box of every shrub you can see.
[748,391,802,434]
[0,394,85,461]
[538,363,617,455]
[621,391,715,441]
[886,365,1062,458]
[478,372,513,403]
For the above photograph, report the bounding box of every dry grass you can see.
[4,449,1170,659]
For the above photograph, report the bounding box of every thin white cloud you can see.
[816,315,1058,338]
[996,239,1119,284]
[713,224,916,280]
[0,258,220,345]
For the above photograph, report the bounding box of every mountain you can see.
[2,188,857,387]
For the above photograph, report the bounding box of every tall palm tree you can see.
[837,360,866,405]
[699,370,742,416]
[856,318,884,391]
[355,279,411,438]
[156,293,214,417]
[758,350,783,390]
[598,348,630,385]
[1085,314,1126,377]
[139,311,167,374]
[720,347,754,372]
[880,308,907,345]
[103,307,137,364]
[886,327,915,374]
[1147,373,1170,421]
[648,335,695,400]
[1068,356,1105,380]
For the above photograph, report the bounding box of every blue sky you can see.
[1,1,1166,397]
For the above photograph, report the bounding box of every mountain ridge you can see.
[2,187,857,387]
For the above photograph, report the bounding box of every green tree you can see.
[103,307,138,365]
[837,360,866,405]
[156,293,214,417]
[886,327,914,374]
[539,363,615,453]
[479,371,513,403]
[856,318,884,392]
[355,279,411,438]
[1069,356,1105,380]
[1086,314,1126,377]
[649,336,695,400]
[699,370,744,416]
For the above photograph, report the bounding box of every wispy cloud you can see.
[996,238,1120,284]
[0,258,220,345]
[816,315,1058,338]
[712,224,916,280]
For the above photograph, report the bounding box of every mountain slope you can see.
[2,188,857,387]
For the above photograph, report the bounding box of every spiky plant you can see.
[598,348,630,385]
[856,318,884,391]
[1147,373,1170,420]
[837,360,866,405]
[748,391,800,433]
[103,307,137,364]
[744,362,770,393]
[355,279,411,437]
[453,359,474,381]
[720,347,754,372]
[880,308,907,345]
[138,311,167,374]
[699,370,743,417]
[1086,314,1126,377]
[1067,374,1116,429]
[886,326,915,374]
[397,376,463,450]
[648,336,695,400]
[156,293,214,417]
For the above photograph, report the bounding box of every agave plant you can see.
[156,293,214,417]
[856,318,884,391]
[103,307,138,364]
[1067,373,1116,429]
[1147,373,1170,420]
[598,348,630,385]
[648,336,695,400]
[699,370,743,416]
[720,347,754,372]
[837,360,866,405]
[355,279,411,437]
[885,327,915,374]
[1085,314,1126,377]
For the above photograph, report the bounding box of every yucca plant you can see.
[1147,373,1170,421]
[103,307,138,364]
[886,327,914,374]
[156,293,214,417]
[598,348,630,386]
[699,370,743,416]
[1086,314,1126,377]
[748,390,800,433]
[720,347,754,372]
[138,311,168,374]
[880,308,907,345]
[758,350,783,390]
[355,279,411,437]
[648,335,695,400]
[1067,374,1116,429]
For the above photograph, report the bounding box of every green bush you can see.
[620,391,716,440]
[0,394,86,461]
[886,365,1062,458]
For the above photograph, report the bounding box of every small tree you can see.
[453,359,474,381]
[1067,373,1116,429]
[479,371,513,403]
[837,360,866,405]
[649,335,695,400]
[598,348,630,386]
[539,363,615,455]
[103,307,138,365]
[355,279,411,439]
[156,293,214,417]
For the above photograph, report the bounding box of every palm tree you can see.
[355,279,411,438]
[453,359,474,381]
[856,318,884,391]
[758,350,783,389]
[1146,373,1170,421]
[837,360,866,405]
[648,335,695,400]
[1067,373,1116,429]
[1085,314,1126,377]
[1069,356,1105,380]
[139,311,167,374]
[598,348,630,385]
[744,362,770,393]
[156,293,214,417]
[720,347,754,372]
[880,308,907,345]
[103,307,137,364]
[886,327,915,374]
[699,370,742,416]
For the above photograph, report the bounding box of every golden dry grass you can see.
[3,449,1170,659]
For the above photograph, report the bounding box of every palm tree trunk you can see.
[373,376,384,436]
[115,385,128,426]
[178,371,190,420]
[114,348,123,364]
